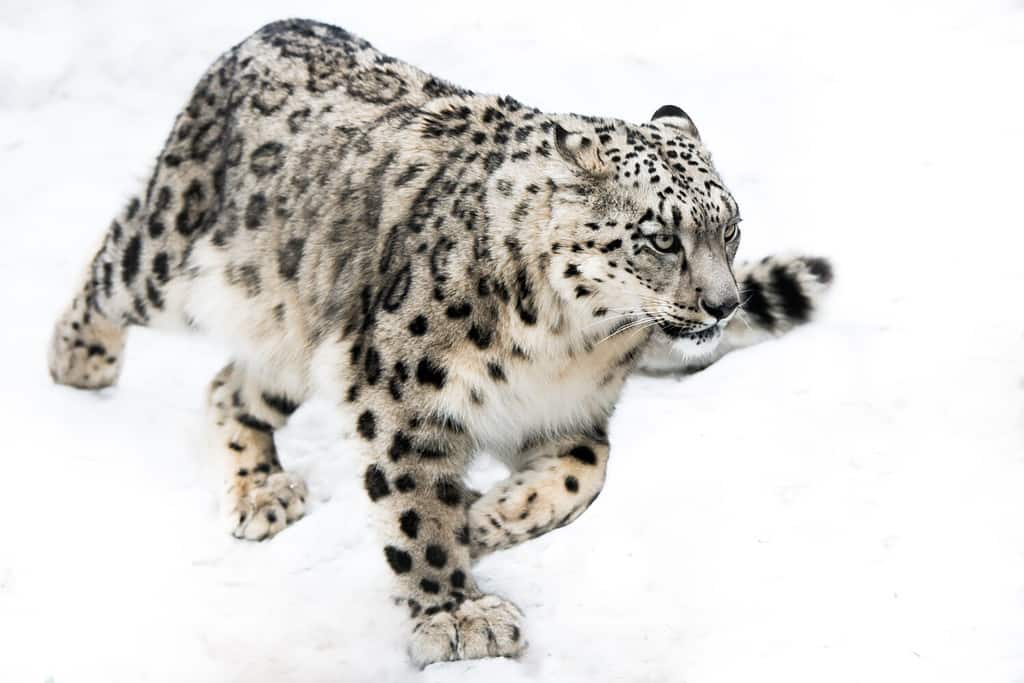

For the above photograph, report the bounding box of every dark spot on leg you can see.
[245,193,267,229]
[389,431,412,461]
[364,346,381,385]
[416,357,447,389]
[408,438,442,459]
[176,180,208,236]
[152,252,170,283]
[388,375,404,401]
[425,544,447,568]
[121,234,141,286]
[435,479,461,507]
[357,410,377,440]
[364,464,390,501]
[384,545,413,574]
[445,301,472,319]
[399,509,420,539]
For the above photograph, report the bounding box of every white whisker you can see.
[595,317,658,346]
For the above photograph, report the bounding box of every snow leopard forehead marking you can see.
[597,121,739,232]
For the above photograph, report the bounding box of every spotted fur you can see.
[47,19,830,666]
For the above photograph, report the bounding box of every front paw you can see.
[228,472,307,541]
[409,594,526,667]
[467,472,559,556]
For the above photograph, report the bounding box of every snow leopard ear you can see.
[651,104,700,140]
[553,123,610,176]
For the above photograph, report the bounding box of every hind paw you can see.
[48,309,125,389]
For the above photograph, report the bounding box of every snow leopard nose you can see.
[699,296,738,321]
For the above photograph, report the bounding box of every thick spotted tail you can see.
[637,253,834,374]
[724,253,834,348]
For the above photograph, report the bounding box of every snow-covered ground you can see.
[2,0,1023,681]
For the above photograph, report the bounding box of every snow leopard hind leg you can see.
[48,47,244,389]
[207,361,309,540]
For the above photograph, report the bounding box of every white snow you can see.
[1,0,1023,681]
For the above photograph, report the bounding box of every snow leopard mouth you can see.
[657,320,721,342]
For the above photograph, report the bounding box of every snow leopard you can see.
[47,19,833,666]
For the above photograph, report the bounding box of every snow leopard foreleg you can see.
[354,399,527,666]
[468,429,609,559]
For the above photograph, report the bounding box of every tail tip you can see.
[800,256,834,285]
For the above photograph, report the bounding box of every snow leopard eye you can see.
[649,233,681,254]
[724,218,741,243]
